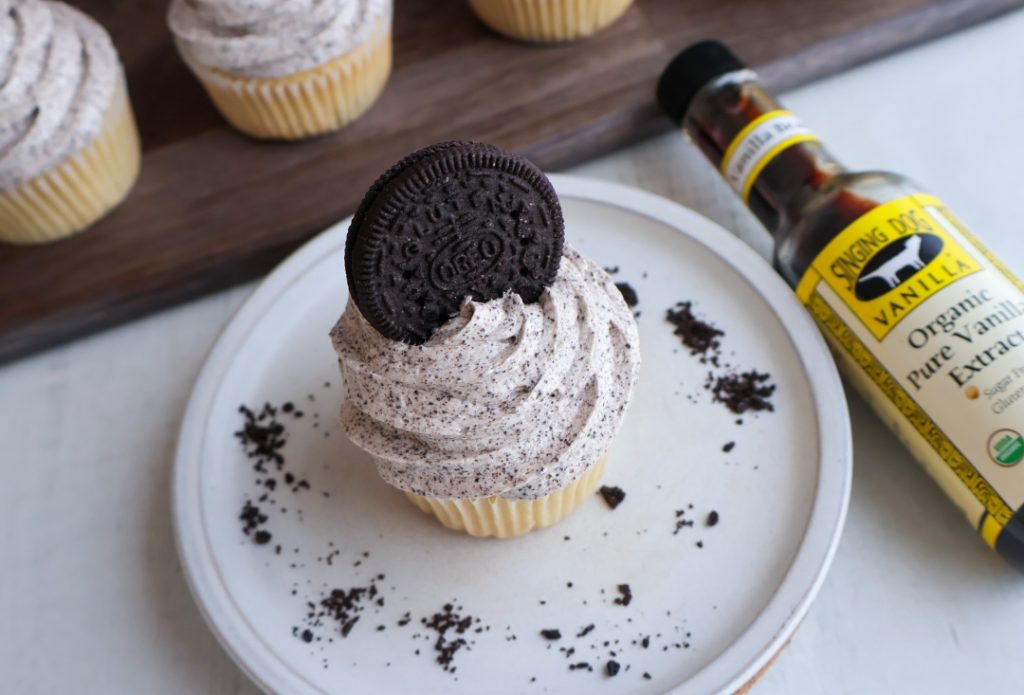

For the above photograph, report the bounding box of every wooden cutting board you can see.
[1,0,1020,364]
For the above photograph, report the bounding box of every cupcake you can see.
[330,141,641,538]
[0,0,141,245]
[168,0,393,140]
[467,0,633,43]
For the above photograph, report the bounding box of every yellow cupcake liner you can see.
[404,452,610,539]
[190,20,392,140]
[0,78,141,245]
[468,0,633,42]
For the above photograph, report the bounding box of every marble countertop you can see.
[3,11,1024,694]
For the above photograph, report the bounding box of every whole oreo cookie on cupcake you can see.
[0,0,141,245]
[330,141,641,538]
[168,0,392,140]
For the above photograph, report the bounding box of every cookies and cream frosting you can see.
[168,0,391,79]
[0,0,120,191]
[332,245,641,501]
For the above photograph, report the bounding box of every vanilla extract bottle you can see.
[658,41,1024,570]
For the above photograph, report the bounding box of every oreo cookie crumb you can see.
[301,629,313,643]
[665,301,723,364]
[710,370,776,414]
[295,575,387,646]
[235,404,287,473]
[674,508,695,535]
[569,662,593,672]
[722,441,735,453]
[665,302,777,415]
[707,510,720,527]
[603,265,620,275]
[615,282,639,308]
[643,672,652,680]
[613,584,633,607]
[239,499,271,543]
[540,629,562,640]
[322,582,380,637]
[576,624,595,638]
[598,486,626,510]
[422,603,481,673]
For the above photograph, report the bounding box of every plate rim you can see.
[172,174,852,695]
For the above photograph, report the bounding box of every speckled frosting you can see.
[332,245,641,501]
[0,0,120,191]
[168,0,391,79]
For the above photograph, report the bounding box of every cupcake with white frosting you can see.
[0,0,141,245]
[168,0,392,140]
[330,142,641,538]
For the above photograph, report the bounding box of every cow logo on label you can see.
[854,233,943,301]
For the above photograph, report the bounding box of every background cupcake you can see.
[168,0,393,140]
[0,0,141,245]
[468,0,634,43]
[331,142,641,538]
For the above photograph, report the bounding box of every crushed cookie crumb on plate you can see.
[173,176,851,694]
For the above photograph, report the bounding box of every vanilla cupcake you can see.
[168,0,392,140]
[331,142,641,538]
[0,0,141,245]
[468,0,633,43]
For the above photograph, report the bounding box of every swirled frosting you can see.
[168,0,391,79]
[332,245,642,501]
[0,0,119,191]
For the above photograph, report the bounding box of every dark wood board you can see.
[1,0,1020,364]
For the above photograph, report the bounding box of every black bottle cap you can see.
[657,40,746,126]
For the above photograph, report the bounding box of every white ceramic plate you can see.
[173,175,851,695]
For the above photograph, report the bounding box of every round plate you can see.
[173,175,851,694]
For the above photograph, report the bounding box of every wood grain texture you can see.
[0,0,1020,364]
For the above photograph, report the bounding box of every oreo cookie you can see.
[345,142,564,343]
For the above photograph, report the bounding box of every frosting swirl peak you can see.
[332,245,641,500]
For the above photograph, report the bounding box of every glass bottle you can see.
[659,41,1024,570]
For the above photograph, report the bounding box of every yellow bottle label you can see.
[796,194,1024,545]
[720,110,820,202]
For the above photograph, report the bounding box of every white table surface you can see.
[4,12,1024,694]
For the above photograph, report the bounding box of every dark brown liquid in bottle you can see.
[683,70,918,288]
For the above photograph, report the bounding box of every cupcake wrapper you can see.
[468,0,633,42]
[0,77,141,245]
[191,19,392,140]
[404,452,610,538]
